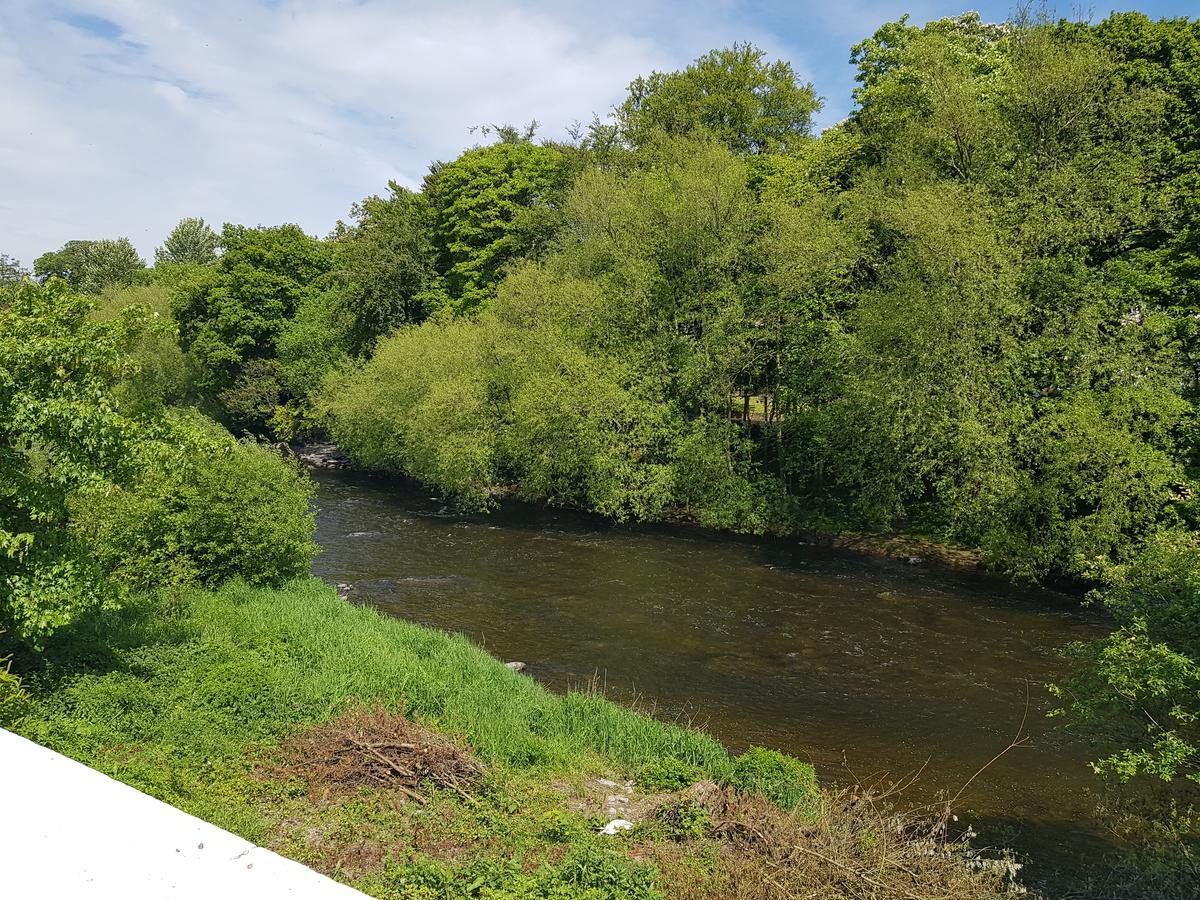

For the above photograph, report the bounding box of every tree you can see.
[0,280,137,642]
[618,43,821,155]
[172,224,333,406]
[155,217,220,266]
[33,238,145,294]
[0,254,27,285]
[1054,527,1200,785]
[33,240,91,285]
[1,278,318,645]
[330,183,438,352]
[424,140,571,311]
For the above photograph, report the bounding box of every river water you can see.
[311,468,1115,884]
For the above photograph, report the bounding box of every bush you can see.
[635,757,702,792]
[553,842,661,899]
[652,798,711,840]
[78,415,316,590]
[726,746,818,814]
[366,845,660,900]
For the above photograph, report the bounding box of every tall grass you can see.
[18,578,735,809]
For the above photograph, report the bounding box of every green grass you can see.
[12,579,825,896]
[21,578,732,776]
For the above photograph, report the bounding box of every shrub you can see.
[636,757,702,792]
[553,842,661,899]
[539,809,586,843]
[366,846,660,900]
[78,415,316,590]
[726,746,819,814]
[653,798,711,841]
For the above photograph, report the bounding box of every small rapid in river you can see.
[311,467,1115,886]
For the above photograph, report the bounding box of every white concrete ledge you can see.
[0,727,368,899]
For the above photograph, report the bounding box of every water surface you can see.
[312,468,1113,882]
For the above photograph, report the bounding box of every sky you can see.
[2,1,1196,266]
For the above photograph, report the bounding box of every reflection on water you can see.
[311,468,1114,884]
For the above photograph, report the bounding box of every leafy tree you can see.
[1,277,317,645]
[618,43,821,154]
[0,254,27,285]
[34,238,145,294]
[1056,530,1200,781]
[424,140,570,311]
[94,284,198,414]
[155,217,220,266]
[1093,14,1200,392]
[330,183,437,352]
[322,136,776,531]
[172,224,333,406]
[33,240,93,286]
[0,280,139,642]
[216,358,285,435]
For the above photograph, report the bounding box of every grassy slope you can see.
[13,579,1012,899]
[10,580,738,895]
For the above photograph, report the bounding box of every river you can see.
[311,467,1115,886]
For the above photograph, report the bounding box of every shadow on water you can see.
[311,468,1119,892]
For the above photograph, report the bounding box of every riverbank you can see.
[10,578,1021,899]
[294,442,986,573]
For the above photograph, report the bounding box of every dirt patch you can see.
[271,702,482,805]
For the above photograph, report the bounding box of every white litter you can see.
[600,818,634,835]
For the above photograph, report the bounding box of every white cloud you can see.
[0,0,831,264]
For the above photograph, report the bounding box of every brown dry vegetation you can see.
[646,782,1023,900]
[258,707,1024,899]
[269,702,482,806]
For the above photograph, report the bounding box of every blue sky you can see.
[2,1,1196,264]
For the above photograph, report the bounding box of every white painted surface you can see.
[0,728,368,899]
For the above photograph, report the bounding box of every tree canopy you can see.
[619,42,821,154]
[34,238,145,294]
[155,217,220,266]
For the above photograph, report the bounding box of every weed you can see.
[539,809,586,843]
[653,799,711,841]
[726,745,818,814]
[636,756,701,792]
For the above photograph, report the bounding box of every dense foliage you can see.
[618,42,821,153]
[319,13,1200,873]
[0,279,315,646]
[0,280,136,641]
[33,238,145,294]
[155,216,220,266]
[172,223,333,427]
[423,138,572,311]
[328,183,438,353]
